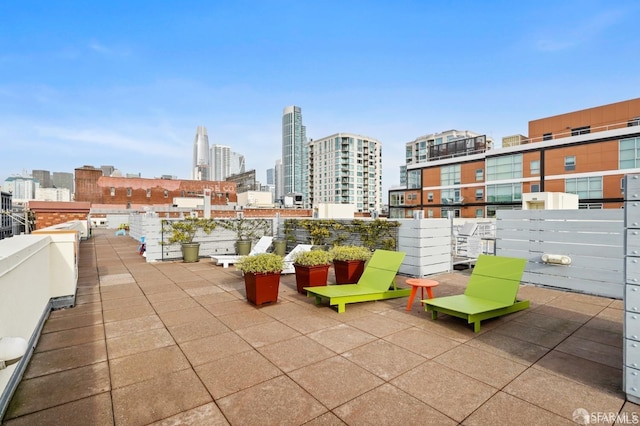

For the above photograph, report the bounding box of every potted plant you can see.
[162,218,217,263]
[292,249,333,293]
[329,245,372,284]
[218,218,272,255]
[236,253,285,305]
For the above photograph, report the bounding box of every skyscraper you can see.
[192,126,210,180]
[211,145,246,180]
[274,159,283,203]
[282,106,307,202]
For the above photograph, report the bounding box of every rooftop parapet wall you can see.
[0,224,81,417]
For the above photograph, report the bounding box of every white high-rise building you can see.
[211,144,230,181]
[192,126,210,180]
[282,106,307,202]
[274,159,284,203]
[211,144,246,180]
[308,133,383,213]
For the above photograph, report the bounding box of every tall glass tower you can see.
[282,106,307,202]
[192,126,210,180]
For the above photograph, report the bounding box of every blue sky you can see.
[1,0,639,199]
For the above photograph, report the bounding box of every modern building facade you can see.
[308,133,383,213]
[52,172,74,193]
[2,176,40,203]
[32,170,52,188]
[282,106,307,203]
[192,126,211,180]
[405,130,493,167]
[274,159,284,203]
[210,144,230,181]
[389,98,640,219]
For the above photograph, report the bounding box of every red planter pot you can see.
[333,260,365,284]
[294,264,330,293]
[243,272,281,305]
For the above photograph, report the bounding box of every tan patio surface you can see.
[2,229,639,425]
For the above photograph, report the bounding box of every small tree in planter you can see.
[218,218,272,255]
[292,249,333,293]
[329,245,372,284]
[237,253,285,305]
[162,218,217,262]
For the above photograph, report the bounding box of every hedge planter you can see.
[333,259,365,284]
[181,243,201,263]
[243,272,281,305]
[294,264,330,293]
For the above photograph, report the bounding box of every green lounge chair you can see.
[424,255,529,332]
[305,249,410,313]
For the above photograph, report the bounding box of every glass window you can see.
[407,169,421,189]
[486,183,522,203]
[531,184,540,192]
[146,189,151,198]
[571,126,590,136]
[441,165,461,186]
[441,188,460,204]
[565,176,602,199]
[543,133,552,141]
[475,189,484,200]
[620,137,640,169]
[530,160,540,175]
[486,154,522,181]
[164,190,169,198]
[427,192,433,201]
[565,156,576,171]
[475,169,484,181]
[475,208,484,218]
[110,187,115,197]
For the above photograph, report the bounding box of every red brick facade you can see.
[74,166,238,206]
[28,201,91,230]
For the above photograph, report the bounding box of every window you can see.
[486,154,522,181]
[427,209,434,218]
[110,187,115,197]
[390,193,405,206]
[486,183,522,203]
[164,190,169,198]
[407,169,421,189]
[441,188,460,204]
[620,137,640,169]
[530,160,540,175]
[475,189,484,201]
[475,208,484,218]
[543,133,552,141]
[531,184,540,192]
[565,176,602,199]
[475,169,484,181]
[126,187,132,197]
[146,189,151,198]
[571,126,590,136]
[628,117,640,127]
[441,165,461,185]
[427,192,433,202]
[126,202,131,209]
[564,156,576,171]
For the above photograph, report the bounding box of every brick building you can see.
[28,201,91,230]
[74,166,238,208]
[390,98,640,219]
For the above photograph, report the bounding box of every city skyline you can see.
[1,1,639,200]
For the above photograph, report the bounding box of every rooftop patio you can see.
[2,229,638,425]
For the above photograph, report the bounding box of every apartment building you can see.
[389,98,640,219]
[308,133,383,213]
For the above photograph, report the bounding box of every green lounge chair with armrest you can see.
[305,249,410,313]
[423,254,529,333]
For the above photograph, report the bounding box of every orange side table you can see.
[405,278,439,311]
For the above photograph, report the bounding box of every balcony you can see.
[0,228,633,424]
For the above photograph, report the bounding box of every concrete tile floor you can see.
[2,229,639,425]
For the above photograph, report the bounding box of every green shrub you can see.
[292,249,333,266]
[236,253,284,274]
[329,245,372,262]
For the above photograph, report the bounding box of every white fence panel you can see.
[397,218,452,277]
[496,209,624,299]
